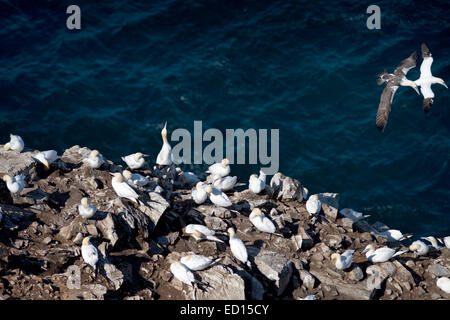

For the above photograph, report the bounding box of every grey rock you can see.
[204,216,228,231]
[269,173,303,202]
[291,235,303,251]
[298,270,315,290]
[427,263,450,277]
[197,205,231,219]
[0,149,37,180]
[392,261,414,291]
[349,265,364,281]
[96,214,119,246]
[318,193,340,221]
[193,265,246,300]
[297,227,314,249]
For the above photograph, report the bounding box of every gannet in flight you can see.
[3,134,24,152]
[339,208,370,222]
[83,150,104,169]
[377,229,412,242]
[78,197,97,219]
[111,172,140,203]
[33,150,60,170]
[204,185,232,207]
[121,152,147,170]
[206,159,230,178]
[409,240,430,256]
[180,254,221,271]
[81,236,99,274]
[306,194,321,215]
[362,244,406,263]
[437,277,450,294]
[414,43,447,113]
[249,208,276,234]
[249,170,266,194]
[228,228,251,268]
[122,170,150,188]
[331,250,355,270]
[213,175,238,192]
[375,51,420,131]
[2,174,25,194]
[191,182,208,204]
[184,224,224,243]
[156,122,173,166]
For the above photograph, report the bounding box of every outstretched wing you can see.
[376,84,399,131]
[394,51,417,77]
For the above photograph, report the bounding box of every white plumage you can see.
[2,174,25,194]
[78,197,97,219]
[331,250,354,270]
[180,255,220,271]
[363,244,406,263]
[249,208,276,234]
[207,159,230,178]
[191,182,208,205]
[378,229,412,242]
[443,236,450,249]
[122,170,150,188]
[170,261,195,286]
[421,236,442,250]
[409,240,429,256]
[121,152,146,170]
[112,172,140,203]
[228,228,250,267]
[213,175,238,192]
[4,134,24,152]
[437,277,450,294]
[84,150,104,169]
[339,208,370,222]
[156,122,173,166]
[306,194,321,215]
[33,150,60,170]
[81,237,99,271]
[184,224,224,243]
[249,170,266,194]
[204,185,232,207]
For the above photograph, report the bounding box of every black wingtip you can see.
[421,43,431,57]
[423,98,433,113]
[410,51,418,61]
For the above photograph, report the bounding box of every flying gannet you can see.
[3,134,24,152]
[331,250,355,270]
[2,174,25,194]
[121,152,147,170]
[414,43,448,113]
[111,172,140,203]
[83,150,104,169]
[122,170,150,189]
[204,185,232,208]
[228,227,251,268]
[180,254,221,271]
[78,197,97,219]
[339,208,370,222]
[81,236,99,274]
[377,229,412,242]
[409,240,430,256]
[184,224,224,243]
[191,182,208,205]
[375,51,420,131]
[213,175,238,192]
[249,170,266,194]
[207,159,230,179]
[306,194,321,215]
[33,150,60,170]
[362,244,406,263]
[156,122,173,166]
[249,208,276,234]
[437,277,450,294]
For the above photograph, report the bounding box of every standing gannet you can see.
[302,187,309,200]
[184,224,224,243]
[121,152,147,170]
[207,159,230,178]
[306,194,321,215]
[180,254,221,271]
[339,208,370,222]
[249,208,276,234]
[362,244,406,263]
[3,134,24,152]
[122,170,150,188]
[33,150,60,170]
[409,240,430,256]
[78,197,97,219]
[375,51,420,131]
[191,182,208,204]
[83,150,104,169]
[331,250,355,270]
[2,174,25,194]
[421,236,443,250]
[437,277,450,294]
[81,236,99,273]
[156,122,173,166]
[228,228,250,267]
[204,185,232,208]
[213,175,238,192]
[249,170,266,194]
[377,229,412,242]
[414,43,448,113]
[111,172,140,203]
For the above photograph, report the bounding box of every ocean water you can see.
[0,0,449,238]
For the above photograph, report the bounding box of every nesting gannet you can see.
[204,185,232,208]
[111,172,140,203]
[181,171,200,185]
[331,250,355,270]
[156,122,173,166]
[228,228,250,267]
[306,194,321,215]
[206,159,230,178]
[83,150,104,169]
[213,175,238,192]
[421,236,442,250]
[249,170,266,194]
[78,197,97,219]
[377,229,412,242]
[122,170,150,188]
[2,174,25,194]
[81,236,99,273]
[437,277,450,294]
[191,182,208,205]
[249,208,276,234]
[409,240,430,256]
[170,261,195,286]
[180,254,221,271]
[302,187,309,200]
[184,224,224,243]
[3,134,24,152]
[362,244,406,263]
[414,43,448,113]
[121,152,147,170]
[339,208,370,222]
[33,150,60,170]
[375,51,420,131]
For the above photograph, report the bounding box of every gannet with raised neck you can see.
[3,134,24,152]
[362,244,406,263]
[306,194,321,215]
[33,150,60,170]
[207,158,230,178]
[184,224,224,243]
[180,254,221,271]
[156,121,173,166]
[111,172,140,203]
[339,208,370,222]
[81,236,99,273]
[331,250,355,270]
[249,208,276,234]
[122,170,150,188]
[213,175,238,192]
[84,150,104,169]
[191,182,208,204]
[228,227,250,267]
[2,174,25,194]
[409,240,430,256]
[249,170,266,194]
[78,197,97,219]
[121,152,147,170]
[204,185,232,207]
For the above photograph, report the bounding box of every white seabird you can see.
[122,170,150,188]
[83,150,104,169]
[170,261,195,286]
[213,175,238,192]
[377,229,412,242]
[33,150,60,170]
[409,240,430,256]
[249,170,266,194]
[78,197,97,219]
[421,236,442,250]
[81,236,99,273]
[184,224,224,243]
[206,159,230,178]
[339,208,370,222]
[414,43,448,113]
[362,244,406,263]
[180,254,221,271]
[375,51,420,131]
[331,250,355,270]
[249,208,276,234]
[156,121,173,166]
[111,172,140,203]
[228,227,250,267]
[2,174,25,194]
[437,277,450,294]
[302,187,309,200]
[204,185,232,208]
[191,182,208,205]
[3,134,24,152]
[306,194,321,215]
[442,236,450,249]
[121,152,147,170]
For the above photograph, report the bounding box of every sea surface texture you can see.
[0,0,449,237]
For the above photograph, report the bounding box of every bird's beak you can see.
[3,143,11,151]
[362,248,368,253]
[42,159,50,170]
[442,81,448,89]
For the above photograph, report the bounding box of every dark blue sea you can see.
[0,0,449,238]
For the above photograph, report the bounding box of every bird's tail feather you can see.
[423,98,433,113]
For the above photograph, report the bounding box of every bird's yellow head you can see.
[82,236,92,246]
[3,143,11,151]
[81,197,89,207]
[192,229,202,239]
[161,121,168,139]
[134,152,143,161]
[123,170,132,180]
[331,253,341,261]
[196,181,204,190]
[409,244,419,252]
[221,158,229,167]
[90,150,99,158]
[2,175,12,184]
[227,227,236,238]
[114,172,123,183]
[204,185,213,194]
[250,208,263,218]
